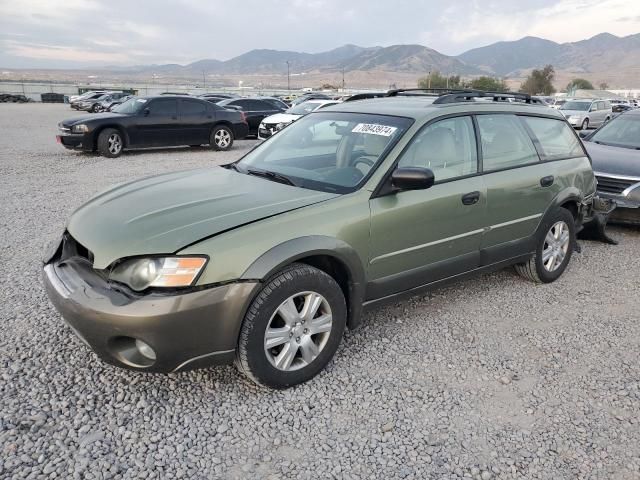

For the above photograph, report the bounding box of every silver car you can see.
[559,99,612,130]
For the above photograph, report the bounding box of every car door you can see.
[179,98,212,145]
[477,114,564,263]
[136,98,179,147]
[367,115,487,299]
[246,100,272,133]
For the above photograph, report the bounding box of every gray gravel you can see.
[1,103,640,479]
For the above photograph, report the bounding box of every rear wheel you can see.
[515,208,575,283]
[236,263,347,389]
[97,128,124,158]
[210,125,233,151]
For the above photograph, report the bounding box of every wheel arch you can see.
[241,236,366,330]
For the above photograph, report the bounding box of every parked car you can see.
[56,96,248,157]
[258,99,339,139]
[216,97,288,136]
[98,94,134,112]
[79,92,131,113]
[581,110,640,224]
[199,93,239,101]
[559,99,612,130]
[44,90,604,388]
[69,90,107,104]
[70,91,112,110]
[612,104,633,115]
[290,92,332,106]
[550,98,568,110]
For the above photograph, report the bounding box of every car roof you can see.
[322,96,563,121]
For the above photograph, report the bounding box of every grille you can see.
[595,175,637,195]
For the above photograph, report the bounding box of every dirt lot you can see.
[1,103,639,479]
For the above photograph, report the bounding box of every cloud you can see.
[0,0,639,68]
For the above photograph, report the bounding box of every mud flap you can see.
[577,197,618,246]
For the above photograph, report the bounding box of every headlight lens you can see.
[72,124,89,133]
[275,122,288,131]
[109,257,207,291]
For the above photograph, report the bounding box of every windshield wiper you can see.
[245,168,297,186]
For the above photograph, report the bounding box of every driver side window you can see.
[398,116,478,182]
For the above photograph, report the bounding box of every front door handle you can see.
[461,191,481,205]
[540,175,554,187]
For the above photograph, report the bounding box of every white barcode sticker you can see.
[352,123,397,136]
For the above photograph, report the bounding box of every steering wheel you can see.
[351,156,375,169]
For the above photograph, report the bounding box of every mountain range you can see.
[105,32,640,82]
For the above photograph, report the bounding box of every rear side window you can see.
[477,114,539,171]
[520,116,584,160]
[181,99,207,115]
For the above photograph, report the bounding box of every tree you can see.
[520,65,556,95]
[566,78,594,91]
[468,76,508,92]
[599,81,610,90]
[417,71,461,89]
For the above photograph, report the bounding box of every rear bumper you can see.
[43,258,259,373]
[596,191,640,225]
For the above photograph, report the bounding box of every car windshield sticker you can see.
[352,123,398,137]
[136,99,147,103]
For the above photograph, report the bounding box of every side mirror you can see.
[578,130,590,139]
[391,167,435,191]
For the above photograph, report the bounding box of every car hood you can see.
[67,167,338,269]
[262,113,303,124]
[559,109,587,117]
[61,112,127,126]
[584,141,640,178]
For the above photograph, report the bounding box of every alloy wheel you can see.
[542,221,570,272]
[264,291,333,371]
[108,133,122,155]
[215,129,231,148]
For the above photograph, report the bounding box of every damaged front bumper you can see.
[578,195,618,245]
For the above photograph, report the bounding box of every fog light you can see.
[135,339,156,361]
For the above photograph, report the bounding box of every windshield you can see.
[287,102,323,115]
[560,101,590,111]
[590,114,640,149]
[111,97,145,114]
[236,112,413,193]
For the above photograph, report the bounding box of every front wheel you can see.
[97,128,124,158]
[210,125,234,151]
[236,263,347,389]
[515,208,575,283]
[581,119,589,130]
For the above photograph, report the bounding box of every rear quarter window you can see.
[520,116,584,160]
[476,114,539,171]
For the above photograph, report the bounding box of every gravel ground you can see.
[1,103,639,480]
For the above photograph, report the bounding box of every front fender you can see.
[242,236,366,329]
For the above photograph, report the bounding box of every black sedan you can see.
[582,109,640,225]
[215,97,287,136]
[57,96,249,158]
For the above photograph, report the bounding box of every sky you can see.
[1,0,640,68]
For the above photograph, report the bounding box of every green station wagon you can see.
[44,90,600,388]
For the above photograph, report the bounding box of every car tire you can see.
[581,119,589,130]
[91,104,99,113]
[97,128,124,158]
[235,263,347,389]
[515,208,575,284]
[210,125,234,151]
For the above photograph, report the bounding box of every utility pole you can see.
[202,71,206,90]
[342,67,345,91]
[286,61,291,92]
[428,71,431,89]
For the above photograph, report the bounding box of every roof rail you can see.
[387,88,474,97]
[343,92,389,102]
[433,91,542,105]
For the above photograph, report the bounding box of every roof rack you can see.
[433,91,542,105]
[387,88,473,97]
[343,92,389,102]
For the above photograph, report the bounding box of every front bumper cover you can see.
[43,256,259,373]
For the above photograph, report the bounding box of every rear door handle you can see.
[461,191,481,205]
[540,175,554,187]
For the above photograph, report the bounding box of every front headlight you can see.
[275,122,289,131]
[72,124,89,133]
[109,256,207,291]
